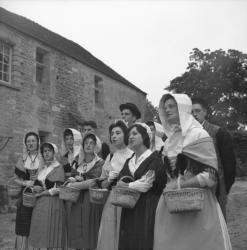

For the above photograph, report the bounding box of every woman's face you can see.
[83,138,96,154]
[43,147,54,162]
[111,126,125,148]
[128,127,143,150]
[64,134,74,152]
[26,135,38,152]
[163,98,179,124]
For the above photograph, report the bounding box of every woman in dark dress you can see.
[116,123,166,250]
[13,132,43,250]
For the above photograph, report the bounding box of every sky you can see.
[1,0,247,106]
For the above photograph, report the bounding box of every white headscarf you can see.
[78,133,102,166]
[135,122,153,144]
[159,93,209,160]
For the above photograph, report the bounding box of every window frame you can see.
[35,48,47,84]
[94,75,104,108]
[0,40,12,84]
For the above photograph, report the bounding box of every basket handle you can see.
[119,175,135,183]
[62,181,70,187]
[177,175,182,190]
[23,186,34,194]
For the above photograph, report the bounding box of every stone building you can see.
[0,7,146,183]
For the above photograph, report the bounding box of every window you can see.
[94,75,104,108]
[35,48,46,83]
[0,41,11,83]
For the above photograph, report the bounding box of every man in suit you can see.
[192,97,236,218]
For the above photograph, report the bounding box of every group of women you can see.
[13,93,232,250]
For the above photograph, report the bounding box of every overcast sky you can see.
[1,0,247,106]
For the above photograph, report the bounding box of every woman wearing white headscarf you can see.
[153,93,232,250]
[67,133,104,250]
[29,142,66,249]
[14,131,43,250]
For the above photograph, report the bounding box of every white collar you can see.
[23,153,40,170]
[77,154,101,174]
[129,149,152,175]
[37,160,60,182]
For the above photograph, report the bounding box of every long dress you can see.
[154,154,232,250]
[117,150,166,250]
[155,92,232,250]
[68,157,104,249]
[97,148,133,250]
[29,164,66,249]
[14,153,42,250]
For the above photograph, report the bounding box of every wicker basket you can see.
[7,177,22,198]
[89,188,109,204]
[110,176,141,208]
[22,187,36,207]
[59,182,80,203]
[163,176,205,213]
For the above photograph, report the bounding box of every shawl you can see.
[158,93,217,170]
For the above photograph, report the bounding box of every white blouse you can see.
[101,147,133,179]
[128,149,155,193]
[128,149,152,176]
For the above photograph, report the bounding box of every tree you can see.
[167,48,247,129]
[143,99,160,123]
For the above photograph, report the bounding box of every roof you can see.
[0,7,146,95]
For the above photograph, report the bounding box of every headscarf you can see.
[22,131,42,170]
[134,122,153,144]
[15,131,43,181]
[77,133,102,173]
[159,93,217,169]
[61,128,82,164]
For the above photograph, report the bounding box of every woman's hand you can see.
[49,187,59,196]
[117,181,129,188]
[24,180,34,187]
[108,170,119,181]
[68,177,76,182]
[75,175,84,182]
[165,180,178,190]
[35,190,49,198]
[88,179,96,187]
[66,182,75,188]
[33,185,43,193]
[67,179,95,190]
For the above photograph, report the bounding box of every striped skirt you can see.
[29,195,67,249]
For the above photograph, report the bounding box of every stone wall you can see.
[0,23,146,183]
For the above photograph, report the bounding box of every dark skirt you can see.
[29,195,67,248]
[68,190,103,249]
[15,199,33,236]
[118,192,160,250]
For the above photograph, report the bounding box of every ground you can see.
[0,178,247,250]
